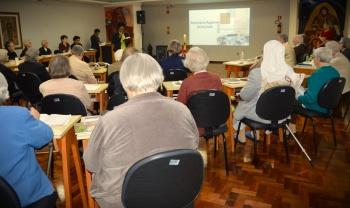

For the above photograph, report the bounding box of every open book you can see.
[40,114,71,126]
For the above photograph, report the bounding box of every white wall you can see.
[0,0,106,53]
[142,0,290,61]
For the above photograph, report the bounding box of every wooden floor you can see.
[37,113,350,208]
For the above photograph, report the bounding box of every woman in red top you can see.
[58,35,70,53]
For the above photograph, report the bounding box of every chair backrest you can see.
[0,176,21,208]
[16,72,42,104]
[187,90,230,128]
[318,77,345,110]
[256,86,295,123]
[164,69,187,81]
[107,94,128,110]
[122,149,204,208]
[41,94,87,116]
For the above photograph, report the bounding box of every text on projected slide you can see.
[189,8,250,46]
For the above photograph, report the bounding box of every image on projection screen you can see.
[189,8,250,46]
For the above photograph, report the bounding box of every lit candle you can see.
[183,34,187,43]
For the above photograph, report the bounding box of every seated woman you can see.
[160,40,186,73]
[58,35,70,53]
[107,47,138,97]
[177,47,222,104]
[0,49,20,100]
[297,47,340,113]
[0,73,57,207]
[20,39,32,58]
[234,40,304,143]
[18,48,51,82]
[83,53,199,207]
[39,40,52,56]
[5,41,18,60]
[39,55,92,110]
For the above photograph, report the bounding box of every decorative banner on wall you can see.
[0,12,23,49]
[105,6,134,43]
[298,0,347,48]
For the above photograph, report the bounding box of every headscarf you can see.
[261,40,304,90]
[0,73,9,103]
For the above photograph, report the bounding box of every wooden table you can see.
[92,67,107,83]
[223,60,256,78]
[4,59,25,69]
[162,79,247,151]
[293,64,316,75]
[47,115,88,208]
[85,84,108,112]
[84,50,97,62]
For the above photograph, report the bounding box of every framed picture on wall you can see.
[0,12,23,49]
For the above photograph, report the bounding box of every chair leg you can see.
[302,117,308,135]
[311,118,317,154]
[214,136,217,157]
[222,134,229,176]
[282,127,290,163]
[343,103,350,118]
[330,116,337,147]
[234,121,242,150]
[252,130,258,166]
[46,142,54,178]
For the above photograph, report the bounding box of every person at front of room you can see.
[58,35,70,53]
[19,48,51,82]
[5,41,18,60]
[90,28,101,61]
[20,39,32,58]
[83,53,199,207]
[71,35,83,49]
[297,47,339,114]
[234,40,304,143]
[69,45,97,84]
[325,41,350,95]
[160,40,186,73]
[293,34,307,64]
[0,49,20,101]
[112,24,130,51]
[340,37,350,61]
[39,40,53,56]
[0,73,57,208]
[276,34,296,67]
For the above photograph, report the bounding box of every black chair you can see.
[294,77,345,152]
[107,94,128,110]
[16,72,43,106]
[41,94,87,178]
[0,176,21,208]
[164,69,187,81]
[187,90,230,175]
[122,149,204,208]
[235,86,312,165]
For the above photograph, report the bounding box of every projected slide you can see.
[189,8,250,46]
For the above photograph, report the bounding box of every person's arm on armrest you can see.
[24,108,53,149]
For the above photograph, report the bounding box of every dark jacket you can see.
[342,48,350,62]
[18,62,51,82]
[90,35,100,50]
[107,71,126,97]
[20,47,28,57]
[294,44,307,64]
[160,54,185,73]
[112,32,130,51]
[0,64,20,97]
[7,51,17,60]
[39,47,52,56]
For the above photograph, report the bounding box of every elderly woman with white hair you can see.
[18,48,51,82]
[69,45,97,84]
[20,39,32,57]
[297,47,339,113]
[39,40,52,56]
[177,47,222,104]
[83,53,199,207]
[160,39,186,73]
[325,40,350,94]
[0,73,57,207]
[292,34,307,63]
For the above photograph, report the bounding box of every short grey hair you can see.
[325,41,341,55]
[24,39,32,47]
[0,49,8,63]
[184,47,209,72]
[313,47,332,63]
[277,34,288,43]
[41,40,48,46]
[120,53,164,93]
[49,55,71,78]
[0,72,9,103]
[168,40,182,54]
[341,37,350,49]
[25,48,39,62]
[295,34,304,44]
[71,45,84,56]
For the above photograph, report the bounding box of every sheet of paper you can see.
[84,84,99,91]
[40,114,71,126]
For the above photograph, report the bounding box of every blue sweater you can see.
[0,106,54,207]
[160,54,185,72]
[298,65,340,113]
